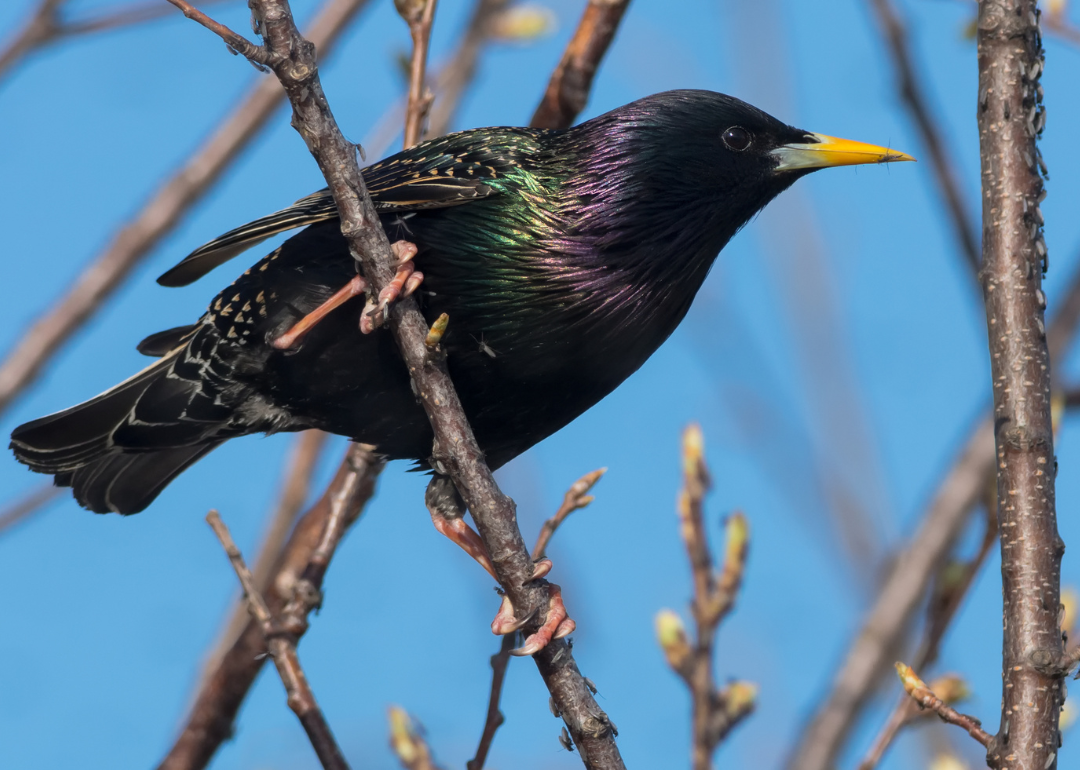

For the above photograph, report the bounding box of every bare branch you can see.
[0,0,373,420]
[866,0,980,275]
[164,0,272,65]
[532,468,605,560]
[466,636,515,770]
[657,426,755,770]
[158,445,383,770]
[397,0,439,148]
[0,0,66,82]
[976,5,1062,767]
[530,0,631,129]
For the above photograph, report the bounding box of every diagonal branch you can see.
[170,2,625,766]
[0,0,373,420]
[397,0,439,148]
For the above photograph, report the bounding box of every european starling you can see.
[11,90,912,515]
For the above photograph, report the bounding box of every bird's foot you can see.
[424,476,575,657]
[360,240,423,334]
[491,560,576,657]
[271,273,368,350]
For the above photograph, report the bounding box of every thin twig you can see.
[0,0,66,82]
[0,0,374,420]
[532,468,605,560]
[165,0,272,64]
[60,0,234,38]
[199,430,328,681]
[0,483,61,537]
[657,426,755,770]
[466,635,515,770]
[786,249,1080,770]
[866,0,981,275]
[530,0,631,129]
[170,2,625,766]
[856,507,997,770]
[206,510,351,770]
[398,0,439,148]
[895,663,992,747]
[158,444,384,770]
[976,4,1062,767]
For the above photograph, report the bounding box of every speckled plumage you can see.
[11,91,853,513]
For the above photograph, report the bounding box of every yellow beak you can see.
[771,133,915,171]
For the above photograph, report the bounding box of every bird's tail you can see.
[10,345,230,514]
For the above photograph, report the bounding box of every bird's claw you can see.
[360,240,423,334]
[490,559,575,657]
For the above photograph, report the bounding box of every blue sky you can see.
[2,0,1080,768]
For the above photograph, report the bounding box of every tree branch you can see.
[530,0,631,129]
[157,444,384,770]
[976,4,1063,767]
[0,0,372,420]
[0,483,60,537]
[895,663,992,747]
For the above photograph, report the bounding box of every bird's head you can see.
[567,90,913,260]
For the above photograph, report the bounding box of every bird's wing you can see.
[156,132,512,287]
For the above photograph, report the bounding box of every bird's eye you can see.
[722,126,752,151]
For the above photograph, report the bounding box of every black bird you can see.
[11,90,912,515]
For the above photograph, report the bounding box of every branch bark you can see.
[157,445,383,770]
[976,4,1063,767]
[0,0,372,419]
[167,1,625,766]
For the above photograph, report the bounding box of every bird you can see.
[11,88,914,512]
[11,90,911,647]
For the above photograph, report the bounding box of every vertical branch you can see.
[976,3,1063,767]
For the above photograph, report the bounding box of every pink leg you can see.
[271,273,366,350]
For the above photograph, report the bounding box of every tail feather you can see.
[10,336,239,514]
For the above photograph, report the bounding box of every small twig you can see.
[0,0,374,420]
[158,444,383,770]
[466,635,515,770]
[0,0,66,82]
[397,0,439,148]
[895,663,992,747]
[866,0,980,275]
[530,0,631,129]
[200,430,328,680]
[856,510,996,770]
[206,510,351,770]
[164,0,273,65]
[60,0,235,38]
[0,483,61,537]
[389,707,444,770]
[657,426,755,770]
[532,468,605,560]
